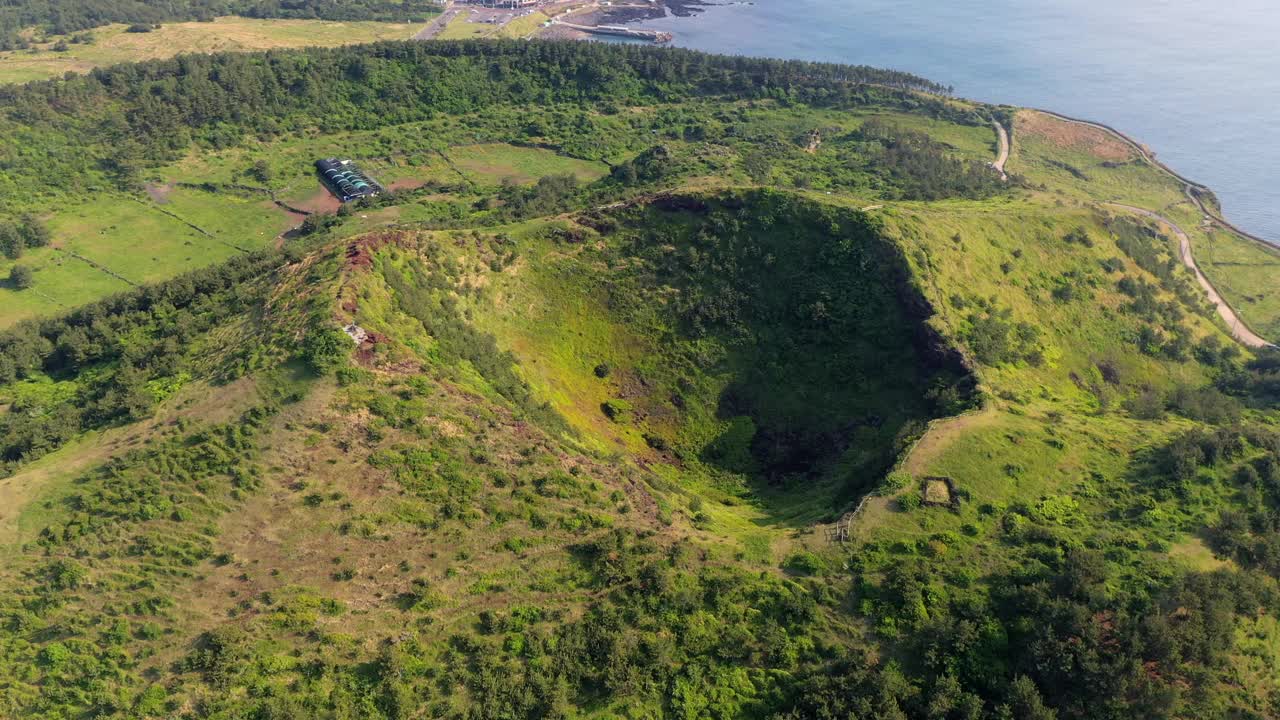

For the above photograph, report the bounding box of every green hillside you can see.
[1,41,1280,720]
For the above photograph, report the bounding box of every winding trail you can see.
[1107,203,1273,348]
[990,120,1009,181]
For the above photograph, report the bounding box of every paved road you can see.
[414,4,461,39]
[1107,203,1273,348]
[991,121,1009,180]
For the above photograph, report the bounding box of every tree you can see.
[998,676,1057,720]
[742,151,772,183]
[299,213,341,236]
[18,215,50,248]
[9,264,32,289]
[248,159,272,184]
[0,222,21,259]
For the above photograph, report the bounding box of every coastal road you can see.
[1106,203,1273,348]
[991,121,1009,180]
[1009,109,1273,348]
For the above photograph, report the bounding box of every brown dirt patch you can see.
[354,330,389,366]
[387,178,427,191]
[1017,110,1135,162]
[145,182,175,204]
[292,186,343,214]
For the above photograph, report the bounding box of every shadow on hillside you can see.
[697,382,934,529]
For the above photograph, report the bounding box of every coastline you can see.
[1013,107,1278,345]
[989,112,1273,347]
[594,0,1279,246]
[1027,108,1278,252]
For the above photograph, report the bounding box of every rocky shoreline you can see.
[596,0,716,25]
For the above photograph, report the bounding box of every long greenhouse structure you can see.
[315,158,382,202]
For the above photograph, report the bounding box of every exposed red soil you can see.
[1018,110,1135,162]
[344,230,414,271]
[355,330,389,365]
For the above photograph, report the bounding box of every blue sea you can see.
[632,0,1280,242]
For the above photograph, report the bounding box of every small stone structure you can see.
[922,476,960,509]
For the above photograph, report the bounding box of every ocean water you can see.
[633,0,1280,242]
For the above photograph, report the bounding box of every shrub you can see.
[1064,226,1094,247]
[1031,495,1080,525]
[301,325,351,374]
[643,432,668,450]
[878,471,912,495]
[601,398,633,422]
[783,551,827,575]
[335,365,373,387]
[1125,388,1165,420]
[299,213,342,236]
[9,264,32,289]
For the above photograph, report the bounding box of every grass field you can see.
[1195,226,1280,340]
[1009,110,1188,213]
[0,17,425,85]
[0,132,611,329]
[0,191,291,327]
[446,143,608,184]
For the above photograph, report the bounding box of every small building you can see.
[315,158,382,203]
[464,0,537,8]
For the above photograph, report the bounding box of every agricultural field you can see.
[1,41,1280,720]
[0,17,424,85]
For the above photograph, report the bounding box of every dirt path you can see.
[991,120,1009,180]
[1107,203,1273,348]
